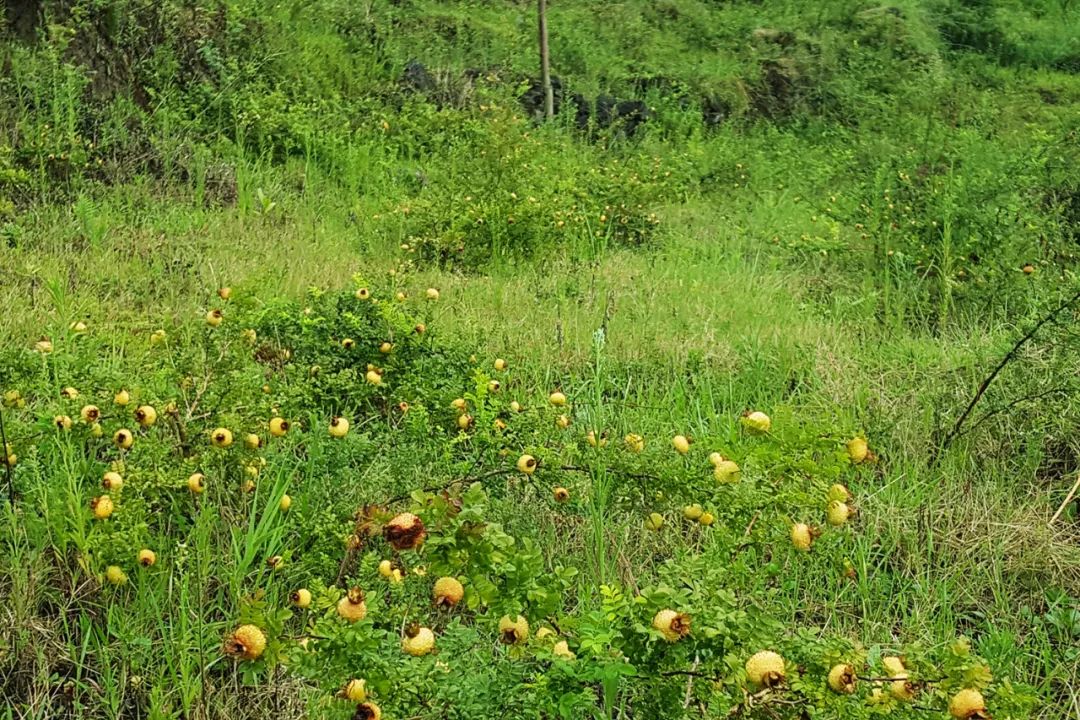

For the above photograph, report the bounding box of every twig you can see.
[683,654,700,709]
[938,289,1080,456]
[955,385,1072,440]
[0,404,13,504]
[1050,473,1080,525]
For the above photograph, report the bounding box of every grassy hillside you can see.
[1,1,1079,719]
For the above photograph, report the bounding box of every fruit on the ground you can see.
[379,342,393,354]
[395,291,406,302]
[187,473,205,493]
[827,663,857,693]
[355,287,370,300]
[69,320,88,334]
[457,413,472,429]
[329,417,349,438]
[451,398,467,412]
[556,414,570,429]
[355,702,382,720]
[150,329,167,346]
[3,390,21,408]
[707,451,723,467]
[378,559,394,578]
[89,423,103,438]
[102,471,123,491]
[586,430,608,447]
[509,400,521,413]
[137,549,156,566]
[949,688,989,719]
[890,677,917,702]
[414,323,426,334]
[652,609,691,642]
[244,433,262,449]
[384,512,426,550]
[745,650,785,687]
[114,389,130,406]
[553,486,570,503]
[279,494,292,512]
[269,417,290,437]
[847,437,869,464]
[742,411,772,434]
[433,576,464,607]
[135,405,157,427]
[206,309,223,327]
[698,512,715,526]
[645,512,664,531]
[713,459,741,483]
[498,615,530,644]
[218,287,232,300]
[549,391,567,406]
[516,454,537,475]
[426,287,440,301]
[342,338,355,349]
[54,415,72,430]
[224,624,266,661]
[92,495,114,519]
[340,678,367,702]
[790,523,813,551]
[402,625,436,656]
[242,328,257,345]
[61,386,79,399]
[827,500,853,526]
[211,428,233,448]
[624,433,644,453]
[291,589,312,608]
[35,338,53,353]
[882,656,906,675]
[828,483,851,502]
[672,435,690,454]
[105,565,127,585]
[80,405,100,423]
[337,587,368,622]
[365,369,382,385]
[683,504,704,521]
[494,358,507,371]
[114,428,134,449]
[487,380,501,393]
[553,640,576,660]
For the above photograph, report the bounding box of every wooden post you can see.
[538,0,553,120]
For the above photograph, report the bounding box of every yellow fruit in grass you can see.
[509,400,522,413]
[890,676,917,702]
[548,391,567,407]
[451,398,467,412]
[553,640,576,660]
[355,287,370,300]
[137,548,156,566]
[414,323,426,334]
[652,609,691,642]
[135,405,157,427]
[224,624,266,661]
[683,504,704,521]
[69,320,88,334]
[244,433,262,449]
[291,588,312,608]
[644,512,664,531]
[828,483,851,502]
[365,369,382,386]
[827,500,853,526]
[553,486,570,503]
[847,437,869,464]
[217,287,232,300]
[498,615,529,644]
[742,411,771,434]
[355,702,381,720]
[713,459,741,483]
[426,288,440,301]
[456,413,473,430]
[378,559,394,578]
[882,656,906,676]
[535,627,556,641]
[383,512,426,551]
[672,435,690,454]
[91,495,114,519]
[586,430,608,447]
[516,454,537,475]
[402,625,436,655]
[395,291,407,302]
[379,342,393,354]
[89,422,103,438]
[342,338,355,349]
[827,664,857,694]
[433,576,464,607]
[114,389,130,406]
[337,587,368,622]
[790,523,813,551]
[698,512,715,526]
[269,417,290,437]
[54,415,72,430]
[329,417,349,437]
[556,414,571,429]
[113,428,134,449]
[61,386,79,399]
[35,338,54,353]
[210,428,233,448]
[494,358,507,371]
[187,473,205,493]
[624,433,644,453]
[80,405,100,424]
[488,380,501,393]
[279,494,292,512]
[341,678,367,702]
[949,688,989,719]
[105,565,127,585]
[3,390,21,408]
[205,309,223,327]
[102,471,123,491]
[745,650,785,688]
[150,329,167,346]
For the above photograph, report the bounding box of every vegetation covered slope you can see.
[1,1,1079,719]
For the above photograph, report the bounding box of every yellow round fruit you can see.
[624,433,644,453]
[150,329,167,346]
[205,309,223,327]
[882,656,906,676]
[713,459,741,483]
[224,624,266,661]
[92,495,114,520]
[242,328,257,345]
[555,414,571,429]
[210,428,233,448]
[790,523,813,551]
[494,358,507,371]
[269,417,290,437]
[488,380,501,393]
[80,405,100,424]
[890,677,917,702]
[827,663,857,694]
[114,389,131,406]
[355,702,381,720]
[187,473,206,493]
[553,486,570,503]
[135,405,157,427]
[341,678,367,702]
[683,504,704,521]
[742,411,772,434]
[433,576,464,607]
[402,626,436,656]
[355,287,370,300]
[553,640,576,660]
[61,386,79,399]
[549,391,567,407]
[105,565,127,585]
[456,413,473,430]
[137,549,156,566]
[827,483,851,502]
[291,588,312,608]
[383,512,426,551]
[54,415,73,430]
[279,494,292,512]
[672,435,690,454]
[586,430,608,448]
[516,454,537,475]
[337,587,368,622]
[329,416,349,438]
[342,337,355,349]
[509,400,522,413]
[698,512,715,526]
[847,437,869,464]
[35,339,53,354]
[827,500,852,526]
[745,650,785,688]
[217,287,232,300]
[378,559,394,578]
[113,428,134,449]
[652,609,691,642]
[949,688,988,719]
[244,433,262,450]
[498,615,530,644]
[644,512,664,532]
[102,471,124,491]
[365,369,382,386]
[426,287,440,301]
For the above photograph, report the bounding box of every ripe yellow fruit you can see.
[291,588,312,608]
[494,358,507,371]
[34,339,54,354]
[827,663,857,694]
[336,587,368,622]
[683,504,704,521]
[555,414,571,430]
[949,688,988,719]
[113,428,134,449]
[105,565,127,585]
[488,380,501,393]
[329,416,349,438]
[218,287,232,300]
[383,512,426,551]
[365,369,382,385]
[187,473,205,493]
[509,400,522,413]
[827,500,853,526]
[92,495,114,519]
[498,615,530,644]
[433,576,464,607]
[137,549,156,566]
[451,398,467,412]
[342,338,355,349]
[376,341,392,355]
[206,309,224,327]
[882,656,906,676]
[355,287,370,300]
[269,417,290,437]
[553,486,570,503]
[224,624,266,661]
[54,415,73,430]
[426,287,440,301]
[516,454,537,475]
[402,625,436,656]
[150,329,167,346]
[713,459,741,483]
[456,413,473,430]
[355,702,381,720]
[2,390,21,408]
[549,391,567,407]
[279,494,292,512]
[69,320,88,334]
[672,435,690,454]
[745,650,785,688]
[210,428,233,448]
[242,328,257,345]
[742,411,772,434]
[644,512,664,531]
[114,389,131,406]
[102,471,124,491]
[586,430,608,448]
[414,323,426,334]
[80,405,100,424]
[378,559,394,578]
[847,437,869,464]
[827,483,851,502]
[553,640,576,660]
[890,677,917,702]
[624,433,644,453]
[341,678,367,702]
[135,405,157,427]
[790,523,813,551]
[652,609,691,642]
[395,291,407,302]
[698,512,715,526]
[244,433,262,450]
[89,423,103,438]
[61,386,79,399]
